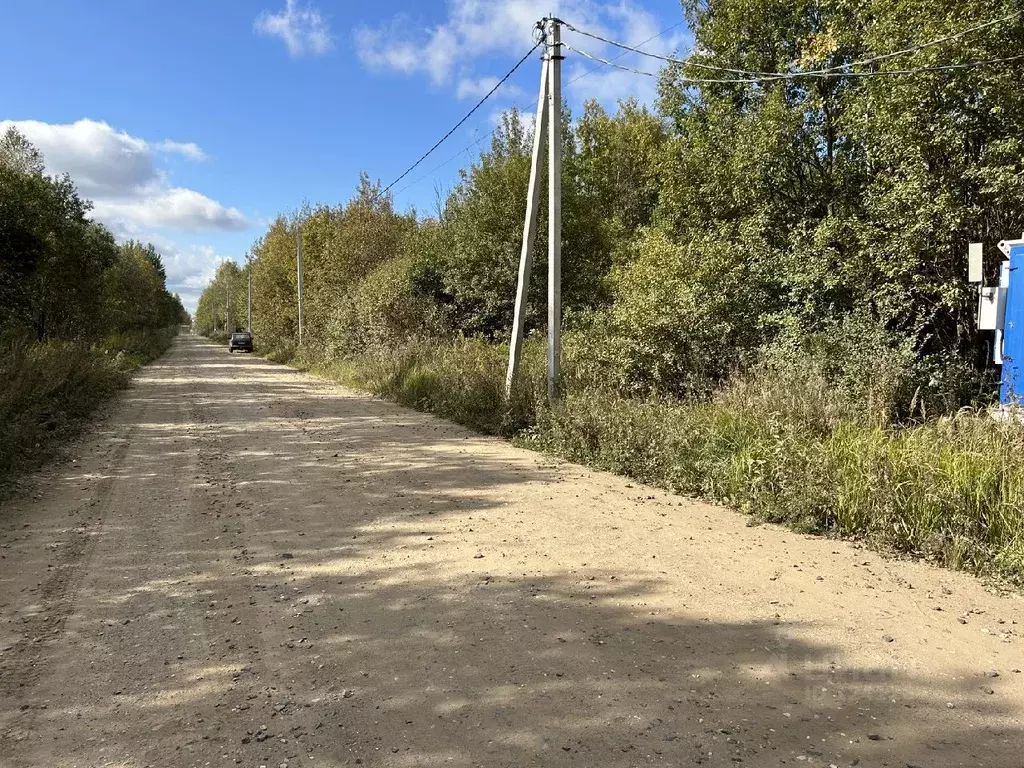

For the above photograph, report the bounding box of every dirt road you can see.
[1,334,1022,768]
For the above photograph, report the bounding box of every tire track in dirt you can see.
[0,414,138,750]
[0,333,1021,768]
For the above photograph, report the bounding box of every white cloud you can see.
[168,247,226,313]
[457,76,500,100]
[155,241,231,314]
[0,119,247,234]
[93,189,248,233]
[354,21,457,84]
[2,118,156,198]
[157,140,208,161]
[354,0,689,105]
[456,76,524,101]
[255,0,333,57]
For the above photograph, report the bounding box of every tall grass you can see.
[296,337,1024,582]
[313,336,547,436]
[534,394,1024,578]
[0,328,177,489]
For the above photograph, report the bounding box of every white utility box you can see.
[978,286,1007,330]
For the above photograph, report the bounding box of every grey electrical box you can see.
[968,242,984,283]
[978,286,1006,330]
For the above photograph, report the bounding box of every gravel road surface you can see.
[1,334,1021,767]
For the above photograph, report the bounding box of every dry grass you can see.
[0,329,177,489]
[296,337,1024,583]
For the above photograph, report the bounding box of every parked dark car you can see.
[228,332,253,353]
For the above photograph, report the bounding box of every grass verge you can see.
[532,394,1024,580]
[273,337,1024,583]
[0,328,179,492]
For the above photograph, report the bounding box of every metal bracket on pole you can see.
[505,36,550,397]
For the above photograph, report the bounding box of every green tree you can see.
[439,107,611,338]
[195,260,244,335]
[102,241,185,335]
[0,128,117,340]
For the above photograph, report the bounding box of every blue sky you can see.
[0,0,687,312]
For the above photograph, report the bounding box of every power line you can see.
[563,20,767,77]
[382,40,543,195]
[799,9,1023,77]
[561,9,1023,82]
[566,20,684,87]
[565,40,1024,84]
[802,53,1024,78]
[563,43,661,80]
[393,132,492,197]
[393,20,685,198]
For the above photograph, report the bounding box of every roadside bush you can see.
[0,329,177,488]
[99,327,178,368]
[261,340,296,364]
[319,336,547,436]
[531,391,1024,580]
[718,312,919,432]
[591,226,774,397]
[731,313,1002,430]
[304,336,1024,582]
[324,253,443,359]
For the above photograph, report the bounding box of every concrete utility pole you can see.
[505,16,563,400]
[296,226,304,346]
[505,38,550,396]
[246,255,253,333]
[225,275,231,333]
[547,15,562,401]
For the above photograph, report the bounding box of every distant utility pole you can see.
[225,274,231,333]
[246,254,253,333]
[296,226,304,346]
[505,16,563,400]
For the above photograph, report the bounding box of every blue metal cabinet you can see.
[1001,243,1024,403]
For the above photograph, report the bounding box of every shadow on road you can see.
[1,335,1019,767]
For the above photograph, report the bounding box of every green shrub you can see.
[319,336,546,436]
[531,391,1024,580]
[324,253,444,359]
[0,328,177,488]
[588,226,774,397]
[310,336,1024,582]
